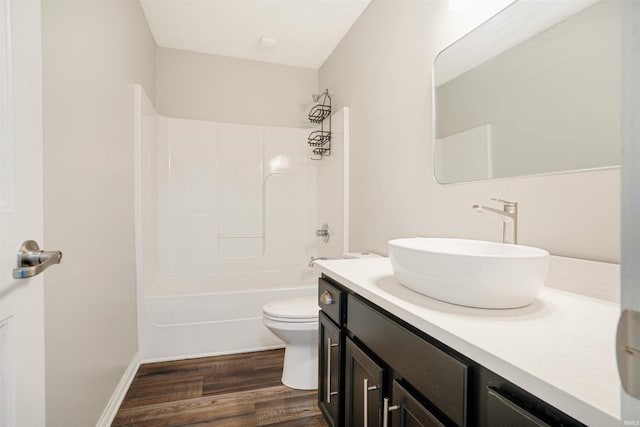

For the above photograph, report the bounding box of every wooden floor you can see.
[112,349,328,427]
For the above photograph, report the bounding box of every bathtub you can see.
[138,271,317,362]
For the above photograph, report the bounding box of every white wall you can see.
[41,0,156,425]
[320,0,620,264]
[155,47,318,128]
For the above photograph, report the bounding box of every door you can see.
[345,337,384,427]
[620,0,640,422]
[319,312,342,426]
[0,0,46,426]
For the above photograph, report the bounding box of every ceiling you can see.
[139,0,371,70]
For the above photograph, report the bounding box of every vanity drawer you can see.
[347,295,469,426]
[319,278,345,325]
[487,388,551,427]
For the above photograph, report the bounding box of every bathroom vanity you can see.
[315,258,619,427]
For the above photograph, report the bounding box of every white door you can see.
[0,0,47,426]
[620,0,640,423]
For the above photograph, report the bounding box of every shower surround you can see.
[133,85,348,361]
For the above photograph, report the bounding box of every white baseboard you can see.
[95,352,141,427]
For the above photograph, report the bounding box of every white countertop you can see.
[315,257,620,426]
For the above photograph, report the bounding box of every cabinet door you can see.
[389,380,445,427]
[345,337,384,427]
[319,312,342,427]
[348,295,468,426]
[487,388,551,427]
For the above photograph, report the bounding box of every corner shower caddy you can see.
[308,89,331,160]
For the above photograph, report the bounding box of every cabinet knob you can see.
[320,290,334,305]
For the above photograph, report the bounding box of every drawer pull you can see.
[320,290,334,305]
[382,397,400,427]
[363,378,378,426]
[326,337,339,403]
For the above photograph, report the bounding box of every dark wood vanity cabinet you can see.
[347,294,468,426]
[343,336,446,427]
[319,276,461,427]
[317,274,586,427]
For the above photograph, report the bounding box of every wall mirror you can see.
[433,0,621,184]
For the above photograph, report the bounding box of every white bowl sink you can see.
[388,238,550,309]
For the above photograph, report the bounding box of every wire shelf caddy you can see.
[307,89,331,160]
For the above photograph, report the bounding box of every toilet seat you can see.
[262,296,319,323]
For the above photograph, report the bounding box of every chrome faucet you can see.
[473,198,518,244]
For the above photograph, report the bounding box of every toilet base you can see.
[281,342,318,390]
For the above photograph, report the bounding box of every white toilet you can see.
[263,295,319,390]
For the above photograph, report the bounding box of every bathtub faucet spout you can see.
[308,257,327,267]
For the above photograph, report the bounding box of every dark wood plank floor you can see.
[112,349,328,427]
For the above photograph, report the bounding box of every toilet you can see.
[262,295,319,390]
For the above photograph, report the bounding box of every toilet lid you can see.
[263,296,319,321]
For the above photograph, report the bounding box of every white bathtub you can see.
[138,272,317,362]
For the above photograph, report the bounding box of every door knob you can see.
[617,309,640,398]
[12,240,63,279]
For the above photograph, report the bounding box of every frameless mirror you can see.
[433,0,621,184]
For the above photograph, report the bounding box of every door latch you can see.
[617,309,640,398]
[12,240,63,279]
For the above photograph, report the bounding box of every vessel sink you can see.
[388,238,549,309]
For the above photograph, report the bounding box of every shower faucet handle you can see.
[315,223,330,243]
